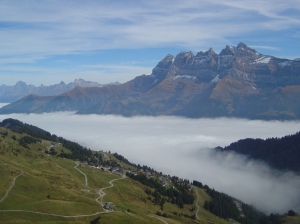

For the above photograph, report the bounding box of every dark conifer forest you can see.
[216,132,300,172]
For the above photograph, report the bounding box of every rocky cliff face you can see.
[1,43,300,120]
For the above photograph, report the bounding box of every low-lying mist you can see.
[1,112,300,214]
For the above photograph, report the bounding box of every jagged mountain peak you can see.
[195,48,217,58]
[237,42,257,51]
[173,51,194,68]
[236,42,259,57]
[237,42,248,48]
[151,54,175,77]
[207,47,216,54]
[219,45,237,56]
[156,54,175,69]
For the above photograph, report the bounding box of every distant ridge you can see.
[0,79,121,103]
[216,132,300,172]
[1,43,300,120]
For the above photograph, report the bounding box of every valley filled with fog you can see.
[0,110,300,214]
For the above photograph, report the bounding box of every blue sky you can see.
[1,0,300,86]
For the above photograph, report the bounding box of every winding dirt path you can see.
[193,186,200,220]
[149,215,169,224]
[0,209,108,218]
[0,162,171,223]
[0,164,24,203]
[74,162,88,187]
[0,162,126,219]
[72,161,126,210]
[96,174,126,208]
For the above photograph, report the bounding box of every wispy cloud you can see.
[1,0,300,85]
[249,45,281,51]
[1,0,299,59]
[0,113,300,214]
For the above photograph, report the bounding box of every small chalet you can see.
[103,202,114,209]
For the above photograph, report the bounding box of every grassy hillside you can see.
[282,214,300,224]
[0,126,232,224]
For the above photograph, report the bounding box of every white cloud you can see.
[0,112,300,214]
[1,0,300,85]
[249,45,281,51]
[1,0,299,60]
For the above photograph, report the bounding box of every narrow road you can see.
[96,174,126,208]
[0,165,24,203]
[73,161,126,212]
[74,162,88,187]
[149,215,169,224]
[0,209,108,218]
[193,186,200,220]
[0,163,122,218]
[0,162,127,219]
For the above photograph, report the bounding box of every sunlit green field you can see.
[0,127,232,223]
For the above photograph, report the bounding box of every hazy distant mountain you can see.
[1,43,300,120]
[0,78,120,103]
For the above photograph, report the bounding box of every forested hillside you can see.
[0,118,99,162]
[216,132,300,172]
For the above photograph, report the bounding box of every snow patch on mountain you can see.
[174,75,197,80]
[211,75,220,83]
[255,56,271,64]
[279,61,292,67]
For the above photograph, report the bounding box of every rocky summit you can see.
[1,43,300,120]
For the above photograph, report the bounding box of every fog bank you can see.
[0,112,300,214]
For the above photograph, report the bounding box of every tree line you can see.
[127,172,194,208]
[193,180,267,224]
[216,131,300,172]
[0,118,100,163]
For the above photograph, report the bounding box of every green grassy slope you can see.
[0,126,231,224]
[282,215,300,224]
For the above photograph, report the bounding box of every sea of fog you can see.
[0,110,300,214]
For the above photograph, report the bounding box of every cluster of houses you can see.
[89,161,194,191]
[90,165,124,176]
[51,142,60,147]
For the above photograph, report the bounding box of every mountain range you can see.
[1,43,300,120]
[0,79,120,103]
